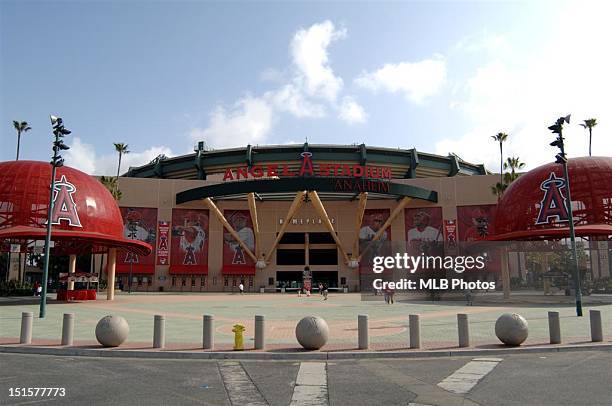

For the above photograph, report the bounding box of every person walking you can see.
[318,282,323,295]
[239,282,244,295]
[322,284,329,301]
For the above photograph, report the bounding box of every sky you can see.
[1,0,611,176]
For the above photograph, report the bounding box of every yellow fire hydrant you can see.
[232,324,245,351]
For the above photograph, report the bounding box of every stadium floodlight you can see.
[548,114,582,317]
[39,115,71,319]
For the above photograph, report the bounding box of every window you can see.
[181,278,186,286]
[200,277,206,287]
[249,276,254,287]
[340,277,346,285]
[309,249,338,265]
[268,277,274,286]
[171,277,176,286]
[232,278,237,287]
[277,249,306,265]
[191,277,196,287]
[224,277,229,287]
[147,278,152,286]
[279,233,306,244]
[309,232,335,244]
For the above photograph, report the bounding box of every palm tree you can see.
[113,143,130,193]
[13,121,32,160]
[503,156,526,182]
[99,176,122,200]
[490,132,509,199]
[579,118,597,156]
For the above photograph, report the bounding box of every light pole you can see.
[40,115,70,318]
[548,114,583,317]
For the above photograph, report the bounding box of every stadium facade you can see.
[101,143,513,292]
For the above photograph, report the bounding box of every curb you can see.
[1,343,611,360]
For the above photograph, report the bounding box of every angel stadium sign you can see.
[222,152,393,181]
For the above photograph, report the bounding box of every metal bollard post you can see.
[409,314,421,349]
[548,311,561,344]
[203,314,214,350]
[255,315,265,350]
[590,310,603,342]
[457,313,470,348]
[153,315,165,349]
[358,314,369,350]
[20,312,33,344]
[61,313,75,346]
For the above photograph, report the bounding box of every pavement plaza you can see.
[0,293,610,351]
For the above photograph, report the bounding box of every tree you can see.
[99,176,122,200]
[13,121,32,160]
[580,118,597,156]
[490,132,509,199]
[503,156,526,182]
[113,143,130,194]
[491,156,526,198]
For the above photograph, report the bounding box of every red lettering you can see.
[353,165,364,177]
[267,164,278,177]
[319,164,331,177]
[236,167,248,179]
[251,165,264,178]
[223,168,234,181]
[381,167,392,179]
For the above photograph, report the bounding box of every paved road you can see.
[1,351,610,405]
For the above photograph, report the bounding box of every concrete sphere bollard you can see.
[95,315,130,347]
[295,316,329,350]
[495,313,528,346]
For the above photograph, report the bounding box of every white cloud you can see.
[338,96,367,124]
[355,55,446,103]
[436,1,612,172]
[290,20,346,102]
[65,137,174,176]
[65,137,96,174]
[190,96,274,149]
[265,84,326,118]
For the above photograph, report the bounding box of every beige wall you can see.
[109,174,501,292]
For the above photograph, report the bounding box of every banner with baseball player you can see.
[405,207,444,256]
[457,205,497,242]
[223,210,256,274]
[358,209,391,273]
[117,207,157,274]
[457,204,500,272]
[170,209,209,274]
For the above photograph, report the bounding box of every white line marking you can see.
[290,362,328,406]
[437,358,502,394]
[218,361,268,406]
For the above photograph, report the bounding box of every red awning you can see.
[0,225,152,256]
[222,265,256,275]
[115,264,155,275]
[169,265,208,275]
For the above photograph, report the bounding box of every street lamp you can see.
[548,114,583,317]
[40,115,71,318]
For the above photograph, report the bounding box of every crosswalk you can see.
[217,358,502,405]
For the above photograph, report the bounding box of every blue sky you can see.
[2,0,610,175]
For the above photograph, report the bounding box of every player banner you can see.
[223,209,256,274]
[405,207,443,256]
[358,209,391,275]
[457,205,497,242]
[117,207,157,274]
[156,221,170,265]
[170,209,209,274]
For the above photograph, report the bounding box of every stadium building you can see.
[107,143,506,293]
